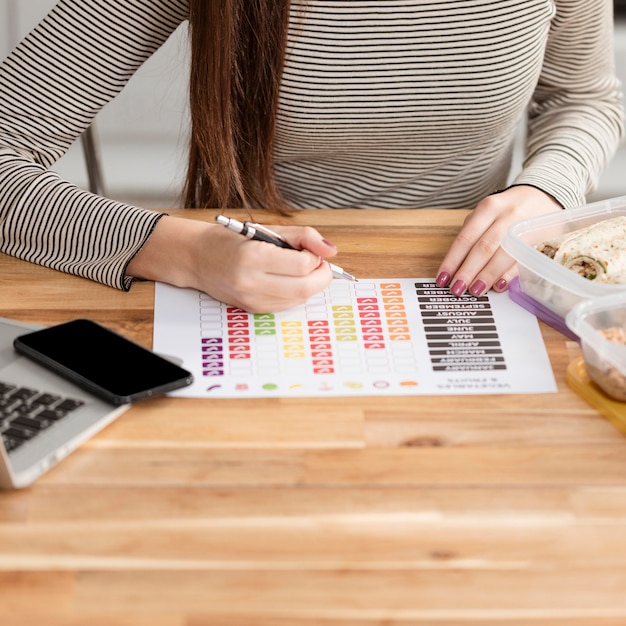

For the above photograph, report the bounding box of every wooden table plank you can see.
[2,484,626,522]
[24,447,626,487]
[3,517,626,569]
[67,569,626,616]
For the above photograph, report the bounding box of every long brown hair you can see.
[184,0,291,210]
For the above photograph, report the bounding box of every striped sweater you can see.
[0,0,623,289]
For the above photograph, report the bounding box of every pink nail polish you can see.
[495,278,508,290]
[469,280,486,297]
[451,279,467,296]
[436,272,451,288]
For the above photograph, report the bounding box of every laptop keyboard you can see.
[0,380,85,453]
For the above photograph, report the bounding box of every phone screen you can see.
[14,319,193,404]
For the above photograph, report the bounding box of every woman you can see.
[0,0,623,312]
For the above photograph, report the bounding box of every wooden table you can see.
[2,209,626,625]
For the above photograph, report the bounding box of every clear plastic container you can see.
[502,196,626,319]
[508,276,579,341]
[565,293,626,402]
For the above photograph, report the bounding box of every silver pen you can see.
[215,215,357,282]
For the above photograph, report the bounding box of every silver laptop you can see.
[0,317,128,489]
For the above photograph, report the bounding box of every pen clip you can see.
[245,222,287,243]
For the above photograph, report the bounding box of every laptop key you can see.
[56,399,85,412]
[32,393,62,406]
[0,397,21,411]
[11,416,52,431]
[14,402,38,415]
[0,382,17,396]
[37,408,67,421]
[2,435,24,452]
[6,387,39,402]
[3,425,38,441]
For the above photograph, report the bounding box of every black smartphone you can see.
[13,319,193,405]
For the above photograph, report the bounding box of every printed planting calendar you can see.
[153,279,557,397]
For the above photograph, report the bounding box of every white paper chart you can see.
[153,279,557,398]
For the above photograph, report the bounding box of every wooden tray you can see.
[567,356,626,435]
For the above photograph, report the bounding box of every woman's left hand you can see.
[435,185,563,297]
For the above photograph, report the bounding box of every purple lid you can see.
[508,277,580,342]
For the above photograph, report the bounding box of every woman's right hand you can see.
[126,215,338,313]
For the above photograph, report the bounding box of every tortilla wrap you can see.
[536,216,626,283]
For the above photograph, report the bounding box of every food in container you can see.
[536,215,626,283]
[502,197,626,319]
[565,294,626,402]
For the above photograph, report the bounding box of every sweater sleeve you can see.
[0,0,189,290]
[513,0,625,209]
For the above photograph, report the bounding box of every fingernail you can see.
[495,278,508,290]
[469,279,487,297]
[322,239,337,249]
[451,279,467,296]
[436,272,451,287]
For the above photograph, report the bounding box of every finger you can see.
[445,212,514,296]
[492,266,518,293]
[463,247,517,297]
[436,210,496,287]
[272,225,339,259]
[257,242,326,278]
